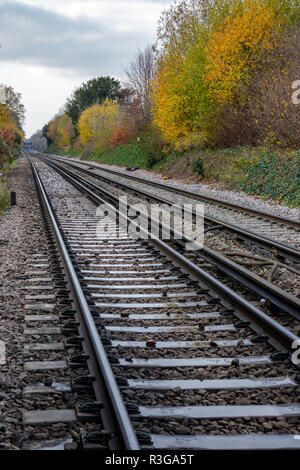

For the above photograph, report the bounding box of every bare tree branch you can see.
[124,45,156,126]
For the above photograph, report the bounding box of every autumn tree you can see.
[216,30,300,147]
[56,114,73,149]
[0,104,9,129]
[152,0,212,144]
[46,113,74,149]
[205,1,276,105]
[46,115,60,146]
[0,84,25,128]
[78,99,121,149]
[42,123,52,147]
[29,130,47,151]
[65,76,121,129]
[0,84,25,151]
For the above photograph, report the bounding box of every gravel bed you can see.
[114,362,297,380]
[133,416,299,436]
[106,345,274,359]
[123,386,298,406]
[104,332,252,343]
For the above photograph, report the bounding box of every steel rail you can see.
[46,153,300,229]
[39,155,300,321]
[29,156,140,450]
[36,155,300,354]
[42,154,300,264]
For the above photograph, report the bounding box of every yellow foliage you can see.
[152,29,210,143]
[57,114,73,149]
[47,114,73,149]
[205,0,276,104]
[174,132,207,153]
[78,99,120,148]
[0,104,9,127]
[0,103,24,145]
[47,117,59,144]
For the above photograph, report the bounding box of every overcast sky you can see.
[0,0,173,136]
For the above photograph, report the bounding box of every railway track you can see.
[21,153,300,450]
[38,154,300,323]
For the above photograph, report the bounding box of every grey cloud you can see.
[0,1,161,75]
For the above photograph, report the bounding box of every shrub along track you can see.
[22,153,300,450]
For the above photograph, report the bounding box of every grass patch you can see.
[65,149,83,158]
[10,158,18,168]
[231,149,300,206]
[152,151,183,171]
[0,178,9,214]
[87,144,153,169]
[44,147,83,158]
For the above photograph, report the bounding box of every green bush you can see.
[0,140,19,167]
[233,150,300,206]
[192,157,204,177]
[0,139,21,214]
[138,127,164,167]
[174,133,207,153]
[148,146,300,207]
[0,149,19,214]
[0,179,9,214]
[43,146,82,158]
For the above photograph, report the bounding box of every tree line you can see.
[42,0,300,158]
[0,84,25,161]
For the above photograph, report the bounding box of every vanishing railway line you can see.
[20,152,300,450]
